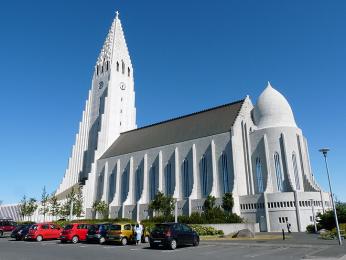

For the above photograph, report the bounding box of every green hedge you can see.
[189,224,224,236]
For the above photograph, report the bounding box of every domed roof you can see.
[253,82,297,129]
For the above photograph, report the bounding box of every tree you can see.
[49,193,60,220]
[317,203,346,230]
[149,192,175,219]
[19,195,28,220]
[59,188,76,219]
[26,198,38,221]
[40,186,49,222]
[74,186,84,218]
[92,200,109,219]
[222,192,234,213]
[203,195,216,213]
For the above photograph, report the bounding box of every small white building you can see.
[0,12,331,232]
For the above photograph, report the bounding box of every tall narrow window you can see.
[274,153,284,191]
[150,166,156,200]
[166,163,172,195]
[222,153,230,193]
[255,157,264,193]
[183,160,189,198]
[122,60,125,74]
[136,166,142,200]
[292,153,300,190]
[128,67,131,77]
[116,61,119,72]
[96,65,99,75]
[201,156,208,196]
[106,61,109,71]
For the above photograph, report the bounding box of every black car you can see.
[149,223,199,250]
[11,224,33,241]
[86,224,110,243]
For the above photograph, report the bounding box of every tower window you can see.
[116,61,119,72]
[274,152,284,191]
[128,67,131,77]
[106,61,109,71]
[96,65,99,75]
[255,157,264,193]
[122,60,125,74]
[292,152,300,190]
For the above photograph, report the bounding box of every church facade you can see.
[52,13,332,232]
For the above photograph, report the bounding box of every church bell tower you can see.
[56,12,136,208]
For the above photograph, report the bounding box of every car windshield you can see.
[64,224,74,230]
[153,224,171,232]
[110,225,121,231]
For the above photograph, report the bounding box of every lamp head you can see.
[319,148,330,156]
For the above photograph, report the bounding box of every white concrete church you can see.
[1,12,332,232]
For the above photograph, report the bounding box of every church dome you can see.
[253,82,297,129]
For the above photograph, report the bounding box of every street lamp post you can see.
[319,148,342,246]
[309,199,317,233]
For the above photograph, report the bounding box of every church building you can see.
[52,13,331,232]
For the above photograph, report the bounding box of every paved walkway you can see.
[203,232,346,259]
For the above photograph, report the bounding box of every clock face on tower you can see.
[98,81,104,89]
[120,82,126,90]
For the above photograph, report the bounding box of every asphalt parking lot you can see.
[0,234,345,260]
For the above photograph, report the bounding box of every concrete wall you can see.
[205,223,260,235]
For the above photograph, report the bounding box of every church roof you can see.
[100,99,245,159]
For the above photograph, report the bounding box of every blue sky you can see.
[0,0,345,204]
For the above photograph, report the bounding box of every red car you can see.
[26,223,62,241]
[0,219,17,237]
[60,223,91,244]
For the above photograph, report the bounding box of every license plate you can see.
[154,240,161,243]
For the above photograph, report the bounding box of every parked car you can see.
[149,223,199,250]
[26,223,62,241]
[86,223,135,245]
[0,219,17,237]
[86,223,110,244]
[11,223,34,241]
[60,223,91,244]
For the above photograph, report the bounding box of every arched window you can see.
[222,153,230,193]
[292,153,300,190]
[201,155,208,196]
[183,160,189,198]
[166,162,172,195]
[150,166,156,200]
[255,157,264,193]
[122,60,125,74]
[274,153,284,191]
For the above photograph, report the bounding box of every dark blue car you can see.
[11,224,33,241]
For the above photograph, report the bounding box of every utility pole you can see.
[319,148,342,246]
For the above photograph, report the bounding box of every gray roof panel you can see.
[101,99,244,159]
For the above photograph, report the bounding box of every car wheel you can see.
[169,239,177,250]
[193,237,199,247]
[121,237,127,246]
[36,235,43,242]
[72,236,79,244]
[0,231,3,237]
[99,237,106,244]
[144,236,149,243]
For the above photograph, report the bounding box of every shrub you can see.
[189,224,221,236]
[306,224,316,233]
